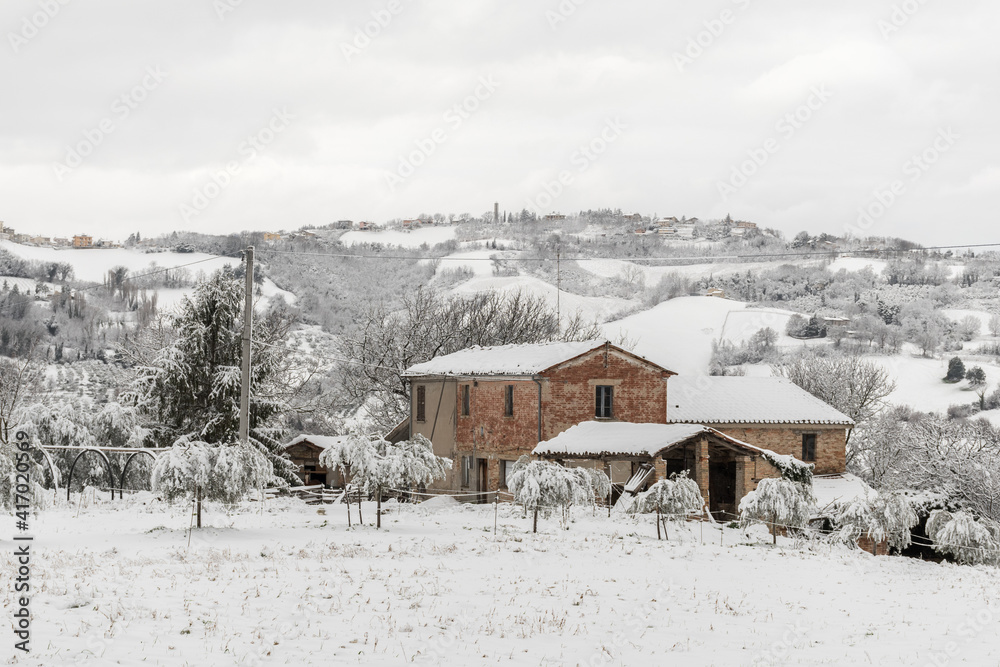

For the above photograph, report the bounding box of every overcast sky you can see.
[2,0,997,245]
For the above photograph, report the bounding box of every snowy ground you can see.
[4,493,999,666]
[0,241,295,309]
[603,296,821,376]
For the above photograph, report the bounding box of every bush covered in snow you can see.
[318,433,451,528]
[630,471,703,540]
[151,441,271,510]
[832,491,918,554]
[739,478,815,544]
[507,457,609,533]
[926,509,1000,566]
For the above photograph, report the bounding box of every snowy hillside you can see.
[0,240,295,308]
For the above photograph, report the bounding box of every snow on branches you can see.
[739,478,815,544]
[318,433,452,528]
[926,509,1000,566]
[507,456,609,533]
[151,441,271,511]
[832,490,918,554]
[629,471,703,540]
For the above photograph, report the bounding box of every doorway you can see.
[477,459,488,504]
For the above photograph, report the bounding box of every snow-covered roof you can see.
[283,434,350,451]
[404,340,612,377]
[532,421,764,459]
[666,377,854,426]
[812,473,874,513]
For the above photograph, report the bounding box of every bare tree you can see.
[339,289,601,432]
[773,354,896,455]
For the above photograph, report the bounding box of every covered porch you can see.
[533,422,765,518]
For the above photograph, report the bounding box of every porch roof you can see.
[282,434,350,451]
[532,421,765,460]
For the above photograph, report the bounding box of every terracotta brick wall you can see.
[712,425,847,477]
[539,348,670,440]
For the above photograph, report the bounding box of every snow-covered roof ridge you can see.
[283,434,351,451]
[533,421,767,459]
[404,340,653,377]
[666,376,854,426]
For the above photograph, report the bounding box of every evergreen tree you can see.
[127,267,298,483]
[944,357,966,383]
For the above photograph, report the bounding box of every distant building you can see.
[30,236,52,246]
[73,235,93,248]
[54,237,70,247]
[622,213,643,222]
[706,288,725,298]
[357,221,373,231]
[735,221,757,229]
[544,213,567,221]
[263,232,281,242]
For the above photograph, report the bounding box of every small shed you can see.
[282,435,350,487]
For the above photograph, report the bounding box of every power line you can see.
[255,242,1000,265]
[67,252,243,294]
[251,336,403,373]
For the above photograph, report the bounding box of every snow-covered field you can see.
[6,494,999,666]
[603,296,818,376]
[340,226,457,249]
[0,241,295,308]
[451,274,631,326]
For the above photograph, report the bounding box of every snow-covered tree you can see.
[630,471,703,540]
[926,509,1000,566]
[318,433,451,528]
[126,267,298,483]
[774,355,895,452]
[151,441,271,527]
[507,457,602,533]
[739,478,815,544]
[832,491,918,554]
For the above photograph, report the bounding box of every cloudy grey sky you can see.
[2,0,997,245]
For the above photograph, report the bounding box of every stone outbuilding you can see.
[533,421,773,517]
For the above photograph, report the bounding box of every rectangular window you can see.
[802,433,817,462]
[461,456,472,487]
[504,385,514,417]
[499,460,512,488]
[595,385,614,419]
[461,384,470,416]
[416,385,426,422]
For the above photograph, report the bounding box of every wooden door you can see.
[477,459,488,504]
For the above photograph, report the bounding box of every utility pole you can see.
[239,246,254,444]
[556,248,561,330]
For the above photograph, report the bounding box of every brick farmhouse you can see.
[403,341,853,515]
